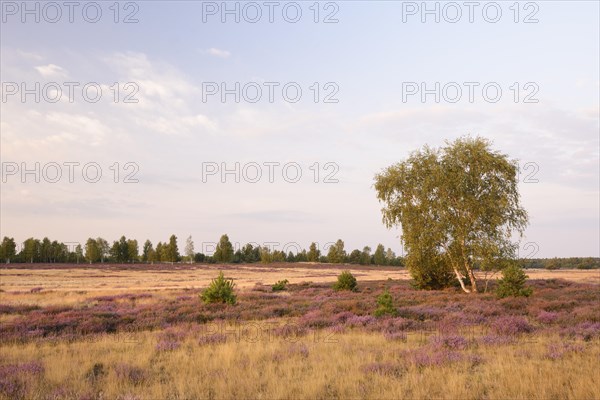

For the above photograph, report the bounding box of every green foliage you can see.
[214,234,234,263]
[127,239,139,262]
[259,246,273,263]
[348,249,362,264]
[407,248,455,290]
[142,240,153,262]
[374,289,398,317]
[0,236,17,263]
[272,279,289,291]
[110,236,130,263]
[360,246,372,265]
[333,270,357,291]
[85,238,100,264]
[519,257,600,270]
[167,234,179,263]
[496,264,533,298]
[373,244,386,266]
[327,239,346,264]
[307,242,320,262]
[374,136,529,293]
[201,271,237,305]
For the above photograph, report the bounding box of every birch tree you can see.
[374,136,528,293]
[185,235,195,264]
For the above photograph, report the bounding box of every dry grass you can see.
[1,264,597,299]
[1,264,599,399]
[1,328,598,400]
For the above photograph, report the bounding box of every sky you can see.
[1,1,599,258]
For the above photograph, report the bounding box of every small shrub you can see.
[496,264,533,298]
[200,271,237,305]
[299,310,332,328]
[272,323,308,339]
[537,310,559,324]
[333,270,357,291]
[272,279,289,291]
[430,334,469,350]
[85,363,106,384]
[374,289,398,317]
[114,363,147,385]
[491,315,533,336]
[546,342,585,360]
[478,334,515,346]
[345,315,376,327]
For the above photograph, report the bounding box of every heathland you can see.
[1,263,599,399]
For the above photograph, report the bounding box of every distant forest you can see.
[0,235,598,269]
[518,257,600,270]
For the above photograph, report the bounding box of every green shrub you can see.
[407,251,455,290]
[333,270,357,291]
[374,289,397,317]
[201,271,237,304]
[496,264,533,298]
[272,279,289,291]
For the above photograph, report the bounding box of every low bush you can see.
[333,270,357,291]
[272,279,289,291]
[200,272,237,305]
[496,264,533,298]
[374,289,398,317]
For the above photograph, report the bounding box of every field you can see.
[1,264,599,399]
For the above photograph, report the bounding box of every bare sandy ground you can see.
[1,264,598,295]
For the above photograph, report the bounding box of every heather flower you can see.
[404,347,463,368]
[271,323,308,340]
[329,324,345,334]
[478,334,515,346]
[490,315,533,336]
[345,315,376,327]
[546,342,585,360]
[561,321,600,341]
[429,334,469,350]
[198,333,228,346]
[299,310,332,328]
[537,311,559,324]
[332,311,355,324]
[286,342,309,358]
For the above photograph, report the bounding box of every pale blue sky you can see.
[1,1,599,257]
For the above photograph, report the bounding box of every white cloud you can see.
[205,48,231,58]
[17,50,43,61]
[34,64,67,78]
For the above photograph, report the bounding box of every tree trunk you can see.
[467,268,478,293]
[452,267,471,293]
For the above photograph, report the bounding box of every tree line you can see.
[0,235,404,266]
[0,235,596,269]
